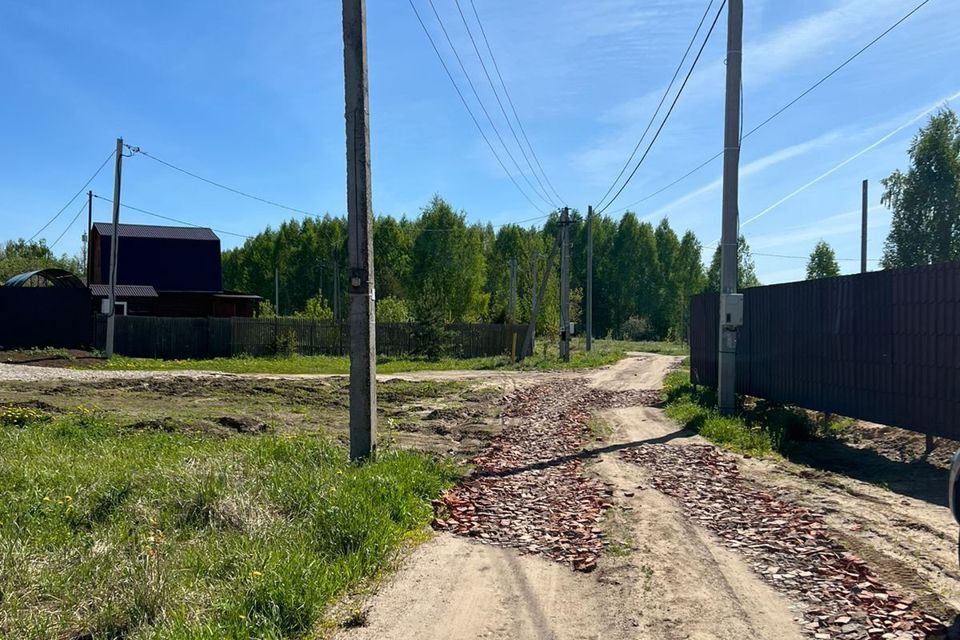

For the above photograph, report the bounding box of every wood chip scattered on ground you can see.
[433,382,659,572]
[619,443,947,639]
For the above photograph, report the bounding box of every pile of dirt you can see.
[844,421,959,470]
[126,415,269,436]
[0,349,102,368]
[433,382,660,572]
[620,443,948,639]
[215,415,270,434]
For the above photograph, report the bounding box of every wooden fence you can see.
[689,261,960,439]
[93,315,530,361]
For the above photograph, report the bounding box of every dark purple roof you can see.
[92,222,218,242]
[89,284,159,298]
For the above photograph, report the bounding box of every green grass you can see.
[80,339,685,375]
[662,365,828,457]
[0,408,457,639]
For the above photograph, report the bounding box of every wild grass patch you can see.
[0,411,456,639]
[662,367,840,457]
[81,339,685,375]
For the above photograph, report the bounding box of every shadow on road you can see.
[785,437,949,507]
[475,429,688,479]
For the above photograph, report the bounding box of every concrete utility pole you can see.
[343,0,377,460]
[508,256,517,324]
[85,190,93,284]
[521,231,561,361]
[559,207,571,362]
[104,138,124,358]
[861,179,868,274]
[717,0,743,415]
[586,205,594,352]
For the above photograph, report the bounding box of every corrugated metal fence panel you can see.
[689,262,960,439]
[95,316,527,361]
[689,293,717,387]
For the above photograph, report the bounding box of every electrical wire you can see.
[407,0,547,213]
[425,0,555,208]
[467,0,565,205]
[595,0,726,215]
[612,0,935,215]
[453,0,557,206]
[92,194,253,239]
[126,146,317,217]
[753,251,880,262]
[48,201,89,250]
[594,0,717,211]
[30,149,115,242]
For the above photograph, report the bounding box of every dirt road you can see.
[337,355,806,640]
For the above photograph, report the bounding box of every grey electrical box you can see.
[720,293,744,328]
[569,322,576,335]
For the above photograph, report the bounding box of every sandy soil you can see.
[336,355,806,640]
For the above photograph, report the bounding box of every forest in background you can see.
[221,196,762,341]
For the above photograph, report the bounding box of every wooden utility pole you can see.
[559,207,571,362]
[861,179,868,274]
[508,256,517,324]
[85,190,93,284]
[105,138,124,359]
[717,0,743,415]
[520,231,561,361]
[343,0,377,460]
[586,205,594,352]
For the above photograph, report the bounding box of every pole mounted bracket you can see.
[349,268,370,294]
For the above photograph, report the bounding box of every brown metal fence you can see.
[689,262,960,439]
[94,315,530,361]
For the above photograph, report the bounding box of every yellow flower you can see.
[64,495,73,502]
[43,496,51,502]
[251,570,263,577]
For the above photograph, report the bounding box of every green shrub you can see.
[272,330,298,357]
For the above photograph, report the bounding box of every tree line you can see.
[221,196,756,341]
[4,108,957,338]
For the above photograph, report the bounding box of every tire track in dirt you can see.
[620,443,948,639]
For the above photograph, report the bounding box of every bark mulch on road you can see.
[619,443,948,640]
[432,381,659,572]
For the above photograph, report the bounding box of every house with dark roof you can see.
[88,223,259,317]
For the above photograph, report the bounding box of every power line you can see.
[454,0,558,206]
[612,0,935,215]
[407,0,548,213]
[48,201,89,250]
[126,146,317,217]
[753,251,880,263]
[595,0,726,215]
[594,0,716,211]
[741,88,960,230]
[467,0,565,205]
[30,149,115,242]
[425,0,556,208]
[92,194,253,239]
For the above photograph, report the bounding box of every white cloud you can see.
[640,127,844,221]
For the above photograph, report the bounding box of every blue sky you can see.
[2,0,957,283]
